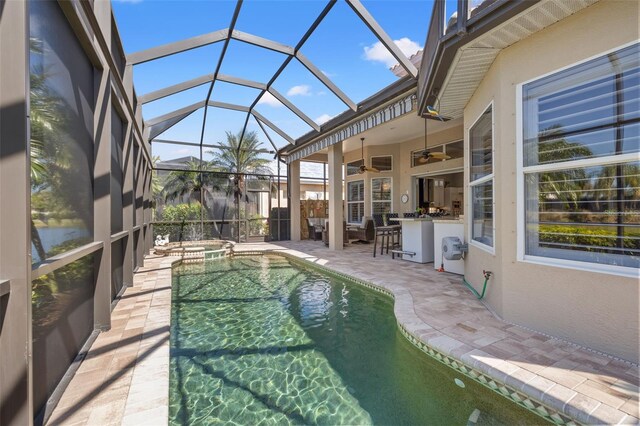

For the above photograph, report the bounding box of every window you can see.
[347,180,364,224]
[469,106,494,249]
[411,140,463,167]
[371,155,392,172]
[412,145,443,167]
[445,140,464,160]
[521,43,639,270]
[371,177,392,215]
[346,159,364,176]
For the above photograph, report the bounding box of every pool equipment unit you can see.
[441,236,468,260]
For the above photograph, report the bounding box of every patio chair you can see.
[322,220,347,246]
[347,216,374,243]
[307,217,324,241]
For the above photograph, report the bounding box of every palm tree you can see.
[162,160,214,206]
[161,160,232,240]
[207,130,272,242]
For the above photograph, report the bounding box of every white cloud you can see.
[315,114,334,125]
[257,92,282,107]
[363,37,422,68]
[287,85,311,97]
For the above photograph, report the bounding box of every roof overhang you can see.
[418,0,600,119]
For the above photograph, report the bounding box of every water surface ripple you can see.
[169,255,542,425]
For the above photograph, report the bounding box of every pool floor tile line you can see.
[48,242,639,426]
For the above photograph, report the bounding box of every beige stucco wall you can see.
[463,0,639,362]
[342,121,464,222]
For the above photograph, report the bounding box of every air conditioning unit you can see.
[442,237,468,260]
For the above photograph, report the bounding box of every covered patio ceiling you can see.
[113,0,431,163]
[317,113,462,155]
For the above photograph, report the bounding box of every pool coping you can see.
[231,248,633,426]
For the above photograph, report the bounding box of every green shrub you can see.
[539,224,640,251]
[159,202,202,222]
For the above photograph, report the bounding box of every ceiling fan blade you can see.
[417,155,429,164]
[367,167,380,173]
[429,152,450,160]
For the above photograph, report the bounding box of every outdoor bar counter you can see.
[395,217,434,263]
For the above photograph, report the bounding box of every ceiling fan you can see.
[418,107,450,164]
[357,137,379,174]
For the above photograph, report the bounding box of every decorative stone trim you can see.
[230,249,578,425]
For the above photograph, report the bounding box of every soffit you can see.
[436,0,600,120]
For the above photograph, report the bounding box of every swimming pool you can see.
[169,255,544,425]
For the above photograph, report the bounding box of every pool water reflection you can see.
[169,255,544,425]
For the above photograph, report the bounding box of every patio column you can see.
[290,160,301,241]
[328,141,343,250]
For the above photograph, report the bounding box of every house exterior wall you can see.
[342,122,464,222]
[463,0,639,362]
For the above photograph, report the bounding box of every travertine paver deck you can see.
[49,241,639,425]
[48,254,176,426]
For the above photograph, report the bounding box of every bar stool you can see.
[387,213,401,250]
[372,214,392,257]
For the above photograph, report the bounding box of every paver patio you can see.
[48,241,639,425]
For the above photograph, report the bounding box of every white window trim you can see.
[515,43,640,278]
[347,179,365,225]
[468,101,496,255]
[370,155,393,172]
[370,176,393,216]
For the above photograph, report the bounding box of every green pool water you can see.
[169,255,545,425]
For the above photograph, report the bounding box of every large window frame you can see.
[516,42,640,277]
[347,180,365,225]
[468,103,495,254]
[371,177,393,216]
[370,155,393,172]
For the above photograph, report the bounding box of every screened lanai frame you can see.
[0,1,425,423]
[136,0,419,149]
[1,1,158,424]
[132,0,421,243]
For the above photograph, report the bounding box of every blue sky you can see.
[112,0,434,162]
